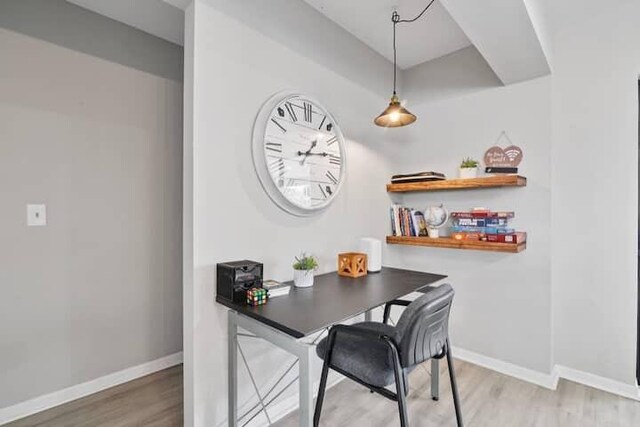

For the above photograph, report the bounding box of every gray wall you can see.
[0,0,182,81]
[0,0,183,409]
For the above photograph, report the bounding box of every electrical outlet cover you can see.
[27,204,47,226]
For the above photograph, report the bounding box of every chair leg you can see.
[315,330,341,426]
[392,362,409,426]
[313,357,330,427]
[445,342,464,427]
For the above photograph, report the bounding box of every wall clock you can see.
[252,92,346,216]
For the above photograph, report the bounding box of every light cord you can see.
[396,0,437,24]
[391,0,437,95]
[392,12,399,94]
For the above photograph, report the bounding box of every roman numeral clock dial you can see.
[252,92,346,216]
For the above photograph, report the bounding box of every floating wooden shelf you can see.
[386,175,527,193]
[386,235,526,253]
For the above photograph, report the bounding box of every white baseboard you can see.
[0,352,183,425]
[244,373,344,427]
[452,346,640,402]
[236,348,640,427]
[555,365,640,401]
[452,346,559,390]
[5,348,640,426]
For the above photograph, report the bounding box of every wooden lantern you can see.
[337,252,368,278]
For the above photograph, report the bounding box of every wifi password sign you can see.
[484,145,523,168]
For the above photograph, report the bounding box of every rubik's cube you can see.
[246,288,268,306]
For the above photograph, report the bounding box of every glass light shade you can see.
[374,94,417,127]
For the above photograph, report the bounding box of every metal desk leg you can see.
[364,309,373,322]
[431,358,440,401]
[233,312,315,427]
[228,311,238,426]
[298,345,314,427]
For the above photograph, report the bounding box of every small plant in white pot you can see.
[459,158,479,179]
[292,254,318,288]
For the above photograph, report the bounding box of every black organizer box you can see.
[216,260,263,304]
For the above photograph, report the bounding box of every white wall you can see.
[194,0,393,99]
[392,0,640,391]
[389,0,640,391]
[386,77,553,373]
[185,0,640,424]
[0,0,183,412]
[548,0,639,384]
[187,1,394,425]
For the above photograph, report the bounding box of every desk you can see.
[217,267,447,426]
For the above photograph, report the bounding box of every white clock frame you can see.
[251,91,347,217]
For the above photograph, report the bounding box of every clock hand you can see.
[298,140,318,165]
[298,152,330,166]
[301,140,318,155]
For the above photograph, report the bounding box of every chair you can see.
[313,284,463,427]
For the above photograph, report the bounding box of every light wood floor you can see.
[277,360,640,427]
[3,365,182,427]
[5,360,640,426]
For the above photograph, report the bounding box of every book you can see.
[402,208,411,236]
[407,208,415,236]
[391,205,432,237]
[453,217,510,227]
[452,226,515,235]
[485,167,518,174]
[391,171,446,183]
[389,207,395,236]
[485,232,527,244]
[262,280,291,297]
[451,211,515,219]
[411,210,428,237]
[451,232,484,241]
[391,177,446,183]
[392,204,401,236]
[392,171,445,180]
[451,231,525,243]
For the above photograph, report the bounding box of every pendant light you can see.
[374,1,436,128]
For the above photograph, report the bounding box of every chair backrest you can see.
[395,284,454,368]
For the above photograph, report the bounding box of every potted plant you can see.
[459,157,479,179]
[292,254,318,288]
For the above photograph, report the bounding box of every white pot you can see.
[459,167,478,179]
[293,269,314,288]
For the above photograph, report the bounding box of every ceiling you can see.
[67,0,549,86]
[67,0,184,46]
[66,0,471,71]
[303,0,471,70]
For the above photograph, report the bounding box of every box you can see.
[337,252,367,278]
[216,260,263,304]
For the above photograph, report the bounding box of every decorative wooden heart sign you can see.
[484,145,523,167]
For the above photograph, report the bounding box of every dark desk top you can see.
[216,267,447,338]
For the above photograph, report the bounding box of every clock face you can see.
[252,92,346,216]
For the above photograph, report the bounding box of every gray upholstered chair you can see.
[313,284,462,427]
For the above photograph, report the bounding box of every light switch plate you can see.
[27,204,47,226]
